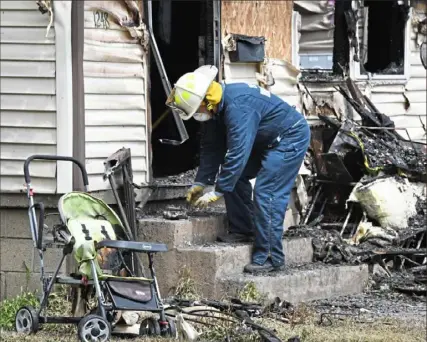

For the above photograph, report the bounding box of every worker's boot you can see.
[217,232,254,243]
[243,260,285,274]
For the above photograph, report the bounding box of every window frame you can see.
[349,1,413,82]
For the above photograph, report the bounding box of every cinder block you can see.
[32,248,66,273]
[0,209,32,239]
[138,214,227,248]
[137,215,228,296]
[3,271,42,299]
[220,264,370,302]
[171,237,314,298]
[0,238,34,272]
[0,208,59,239]
[0,272,5,300]
[0,238,65,275]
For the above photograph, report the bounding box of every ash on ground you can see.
[153,168,198,185]
[310,290,426,325]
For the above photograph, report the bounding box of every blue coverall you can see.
[195,82,310,266]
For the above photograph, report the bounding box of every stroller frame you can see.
[15,155,175,341]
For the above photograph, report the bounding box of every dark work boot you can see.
[217,232,254,243]
[243,260,285,275]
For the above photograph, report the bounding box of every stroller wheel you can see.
[139,317,161,336]
[15,306,39,335]
[77,314,111,342]
[162,317,177,337]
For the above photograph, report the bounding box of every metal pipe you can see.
[146,0,189,145]
[340,204,353,236]
[108,174,136,273]
[38,254,67,316]
[303,185,323,225]
[90,260,106,318]
[149,253,166,324]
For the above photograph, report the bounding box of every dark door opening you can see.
[361,0,408,75]
[148,0,217,178]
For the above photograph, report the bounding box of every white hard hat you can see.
[166,65,218,120]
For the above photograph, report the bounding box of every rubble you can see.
[164,297,299,342]
[153,168,198,185]
[290,77,427,298]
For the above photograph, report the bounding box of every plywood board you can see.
[221,0,293,61]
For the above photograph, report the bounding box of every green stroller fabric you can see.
[58,192,125,279]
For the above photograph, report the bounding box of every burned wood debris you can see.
[288,77,427,296]
[164,297,301,342]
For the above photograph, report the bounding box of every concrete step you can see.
[137,213,228,249]
[171,237,313,298]
[219,264,370,303]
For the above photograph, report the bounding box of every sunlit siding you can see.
[0,1,57,193]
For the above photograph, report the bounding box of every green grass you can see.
[0,285,73,333]
[0,292,39,330]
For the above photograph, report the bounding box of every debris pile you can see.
[164,297,301,342]
[153,168,198,185]
[289,77,427,296]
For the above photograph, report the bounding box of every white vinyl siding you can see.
[0,0,57,193]
[83,2,149,191]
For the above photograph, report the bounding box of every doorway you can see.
[148,0,218,178]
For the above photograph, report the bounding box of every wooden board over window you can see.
[221,0,293,62]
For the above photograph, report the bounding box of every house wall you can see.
[295,2,426,144]
[221,1,293,61]
[82,0,150,191]
[0,2,74,299]
[353,5,426,144]
[294,0,335,56]
[0,1,58,193]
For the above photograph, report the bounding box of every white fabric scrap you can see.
[347,176,426,231]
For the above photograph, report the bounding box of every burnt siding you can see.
[83,1,149,191]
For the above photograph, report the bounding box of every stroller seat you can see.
[66,217,117,278]
[58,192,164,310]
[17,154,175,342]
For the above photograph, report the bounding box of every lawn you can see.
[1,315,426,342]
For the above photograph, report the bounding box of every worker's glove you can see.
[186,183,205,204]
[194,191,224,208]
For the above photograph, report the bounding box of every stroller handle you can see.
[24,155,89,186]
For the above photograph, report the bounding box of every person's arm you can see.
[214,101,260,193]
[194,119,226,185]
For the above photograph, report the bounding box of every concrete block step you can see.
[137,214,228,249]
[219,264,370,303]
[173,238,313,298]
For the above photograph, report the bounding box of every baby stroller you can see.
[15,155,176,341]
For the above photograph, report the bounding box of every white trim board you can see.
[349,3,412,82]
[53,1,73,193]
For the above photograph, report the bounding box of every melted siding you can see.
[294,0,335,54]
[83,2,149,191]
[357,7,427,143]
[0,1,57,193]
[300,3,426,143]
